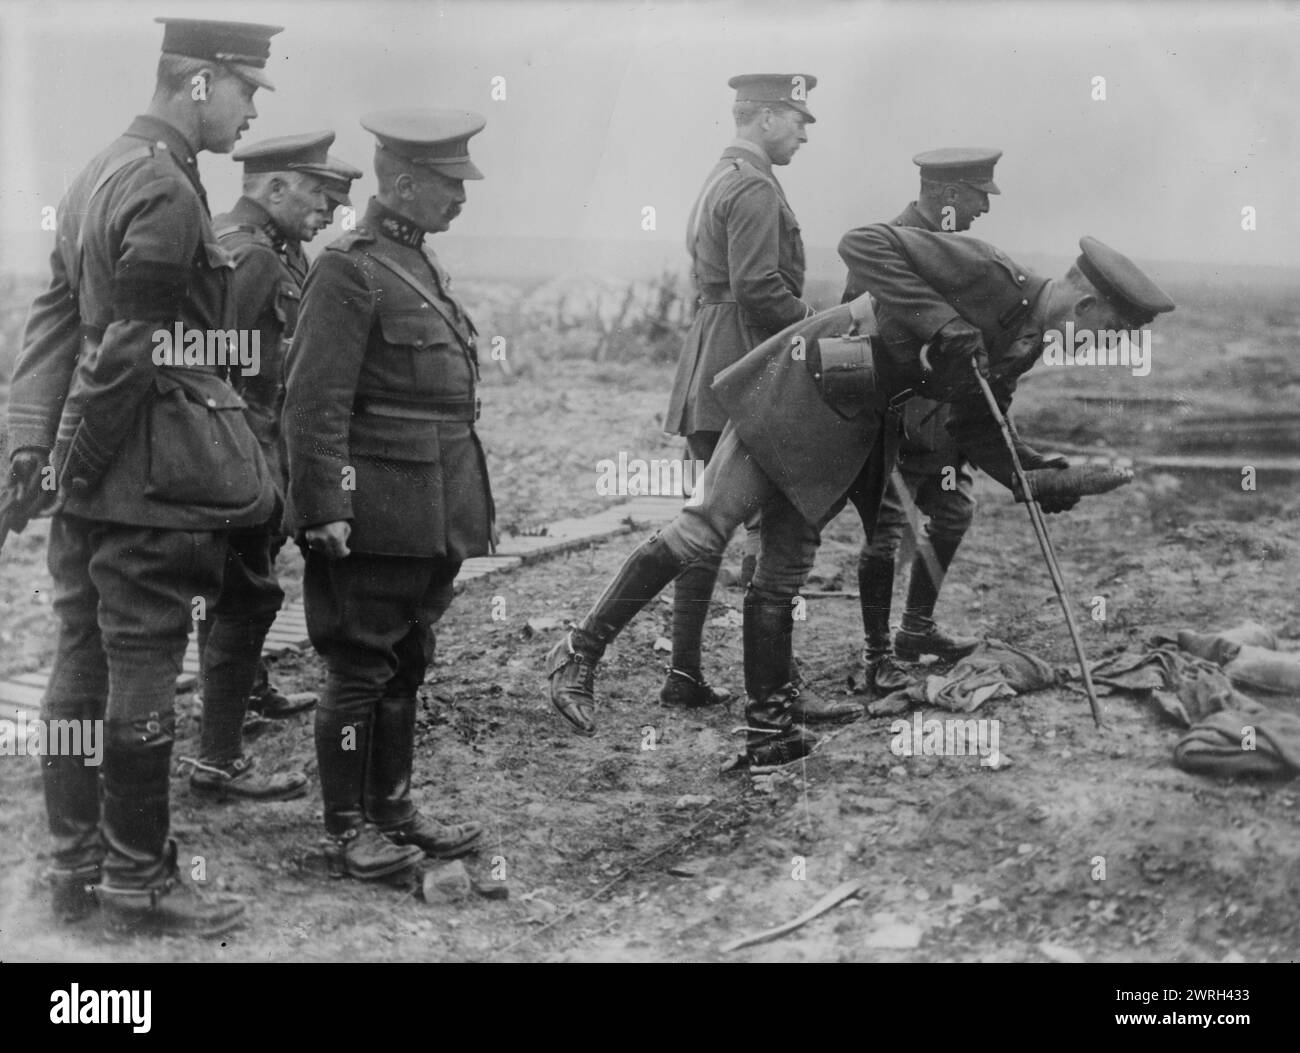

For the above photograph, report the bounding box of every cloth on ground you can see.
[1077,628,1300,779]
[867,639,1056,715]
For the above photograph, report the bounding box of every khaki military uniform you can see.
[195,195,309,764]
[664,142,810,437]
[7,114,273,891]
[283,197,493,836]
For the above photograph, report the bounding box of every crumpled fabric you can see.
[1083,646,1263,726]
[1077,640,1300,779]
[1173,710,1300,778]
[868,638,1057,715]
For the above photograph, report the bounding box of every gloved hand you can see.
[8,448,46,493]
[304,520,352,559]
[920,319,989,400]
[5,448,56,525]
[1037,493,1080,514]
[934,318,989,378]
[1017,445,1070,472]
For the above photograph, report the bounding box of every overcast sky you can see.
[2,0,1297,274]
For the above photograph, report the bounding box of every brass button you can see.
[206,397,217,408]
[1017,274,1026,283]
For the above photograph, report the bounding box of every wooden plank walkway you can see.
[0,496,681,720]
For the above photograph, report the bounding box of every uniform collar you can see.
[894,201,940,232]
[724,138,774,174]
[365,197,426,248]
[125,115,206,205]
[228,195,292,254]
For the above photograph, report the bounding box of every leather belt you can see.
[356,395,480,422]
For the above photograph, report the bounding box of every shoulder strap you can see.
[360,249,476,356]
[69,143,155,294]
[213,222,260,241]
[685,159,741,262]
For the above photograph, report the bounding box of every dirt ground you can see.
[1,291,1299,963]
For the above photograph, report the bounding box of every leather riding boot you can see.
[99,721,245,937]
[316,706,372,837]
[745,593,861,725]
[858,556,911,694]
[547,532,684,735]
[364,693,418,829]
[42,746,104,922]
[667,551,727,684]
[364,692,484,860]
[739,594,818,766]
[896,534,980,661]
[316,706,422,880]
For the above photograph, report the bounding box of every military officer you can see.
[283,109,490,883]
[658,74,821,718]
[843,149,1051,693]
[547,229,1174,768]
[186,132,354,803]
[6,17,280,935]
[318,154,365,221]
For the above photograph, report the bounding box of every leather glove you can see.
[921,319,989,399]
[5,448,56,525]
[304,520,352,559]
[935,318,989,378]
[1017,445,1070,472]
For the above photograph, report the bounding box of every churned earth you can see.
[1,291,1298,963]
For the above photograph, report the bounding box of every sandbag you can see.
[1175,622,1278,665]
[1224,645,1300,703]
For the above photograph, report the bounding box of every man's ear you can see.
[942,184,961,205]
[190,66,215,103]
[394,172,416,200]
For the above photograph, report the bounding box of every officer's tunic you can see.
[713,225,1053,528]
[6,114,274,882]
[283,198,493,560]
[664,141,809,437]
[213,194,308,497]
[11,115,273,529]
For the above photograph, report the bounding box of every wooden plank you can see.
[0,682,46,707]
[13,673,51,688]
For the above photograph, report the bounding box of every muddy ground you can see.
[1,286,1298,963]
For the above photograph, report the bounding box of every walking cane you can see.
[969,358,1106,728]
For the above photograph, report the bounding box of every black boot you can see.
[365,693,484,860]
[248,658,318,718]
[98,718,246,937]
[858,556,912,694]
[661,552,733,708]
[547,532,684,735]
[41,746,104,923]
[738,594,819,767]
[659,667,732,709]
[746,593,861,725]
[895,534,981,661]
[316,705,423,880]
